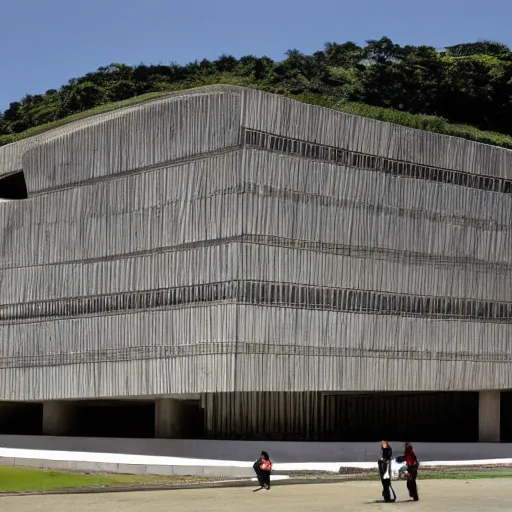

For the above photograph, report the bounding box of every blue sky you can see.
[1,0,511,111]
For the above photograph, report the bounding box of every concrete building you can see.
[0,85,511,443]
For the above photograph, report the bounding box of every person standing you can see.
[378,441,396,502]
[404,442,419,501]
[253,450,273,490]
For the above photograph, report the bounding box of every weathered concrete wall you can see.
[0,86,512,405]
[0,86,241,180]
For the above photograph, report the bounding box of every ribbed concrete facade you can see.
[1,86,511,441]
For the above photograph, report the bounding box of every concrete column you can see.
[479,391,501,442]
[155,399,186,438]
[43,401,74,436]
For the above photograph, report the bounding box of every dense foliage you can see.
[2,37,512,149]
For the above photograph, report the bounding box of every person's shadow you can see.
[365,499,416,505]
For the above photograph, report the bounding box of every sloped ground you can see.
[1,480,512,511]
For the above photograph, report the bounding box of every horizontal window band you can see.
[2,280,512,324]
[0,342,510,370]
[243,128,512,195]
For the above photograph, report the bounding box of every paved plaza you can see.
[1,480,512,511]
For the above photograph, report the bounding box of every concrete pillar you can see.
[479,391,501,442]
[43,401,74,436]
[155,399,186,438]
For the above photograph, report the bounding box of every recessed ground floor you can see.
[1,390,511,442]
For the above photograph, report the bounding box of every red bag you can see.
[260,459,272,472]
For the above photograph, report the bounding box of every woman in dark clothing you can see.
[403,442,419,501]
[378,441,396,502]
[253,450,272,490]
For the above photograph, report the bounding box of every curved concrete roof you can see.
[1,85,512,196]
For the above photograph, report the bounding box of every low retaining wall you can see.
[0,454,254,478]
[1,436,512,478]
[2,436,512,462]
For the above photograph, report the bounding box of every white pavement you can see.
[1,445,512,478]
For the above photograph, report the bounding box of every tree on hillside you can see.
[444,41,509,57]
[61,82,105,115]
[2,37,512,142]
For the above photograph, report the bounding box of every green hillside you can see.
[2,37,512,150]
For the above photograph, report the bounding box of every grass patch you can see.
[420,468,512,480]
[0,466,212,493]
[334,466,512,482]
[2,82,512,152]
[0,465,511,493]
